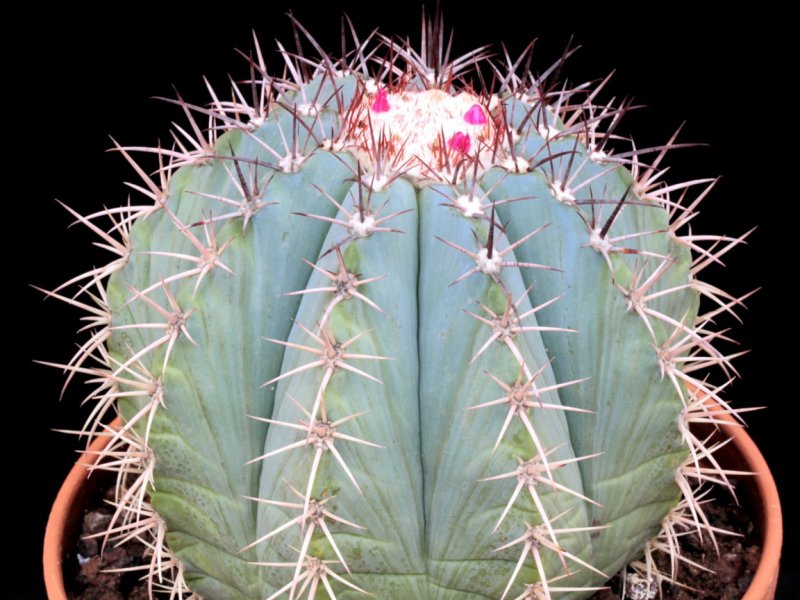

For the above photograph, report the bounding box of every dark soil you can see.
[66,479,760,599]
[592,480,761,599]
[65,483,151,600]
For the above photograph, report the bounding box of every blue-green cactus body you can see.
[60,29,741,600]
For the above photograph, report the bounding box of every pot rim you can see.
[720,409,783,600]
[43,423,122,600]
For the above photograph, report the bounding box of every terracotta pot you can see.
[44,421,121,600]
[44,416,782,599]
[700,408,783,600]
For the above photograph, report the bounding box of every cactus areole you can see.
[46,15,755,600]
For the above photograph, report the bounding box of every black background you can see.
[12,3,793,598]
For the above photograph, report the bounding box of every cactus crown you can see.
[44,12,754,600]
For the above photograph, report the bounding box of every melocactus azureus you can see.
[43,13,754,600]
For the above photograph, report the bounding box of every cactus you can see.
[43,13,755,600]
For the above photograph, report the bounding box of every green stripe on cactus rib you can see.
[108,139,357,595]
[482,137,693,580]
[99,64,705,596]
[418,186,593,597]
[254,178,425,595]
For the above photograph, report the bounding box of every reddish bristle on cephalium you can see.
[41,9,756,600]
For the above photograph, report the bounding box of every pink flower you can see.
[371,89,390,113]
[464,104,487,125]
[448,131,471,153]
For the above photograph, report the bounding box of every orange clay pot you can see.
[697,406,783,600]
[44,415,781,599]
[44,420,122,600]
